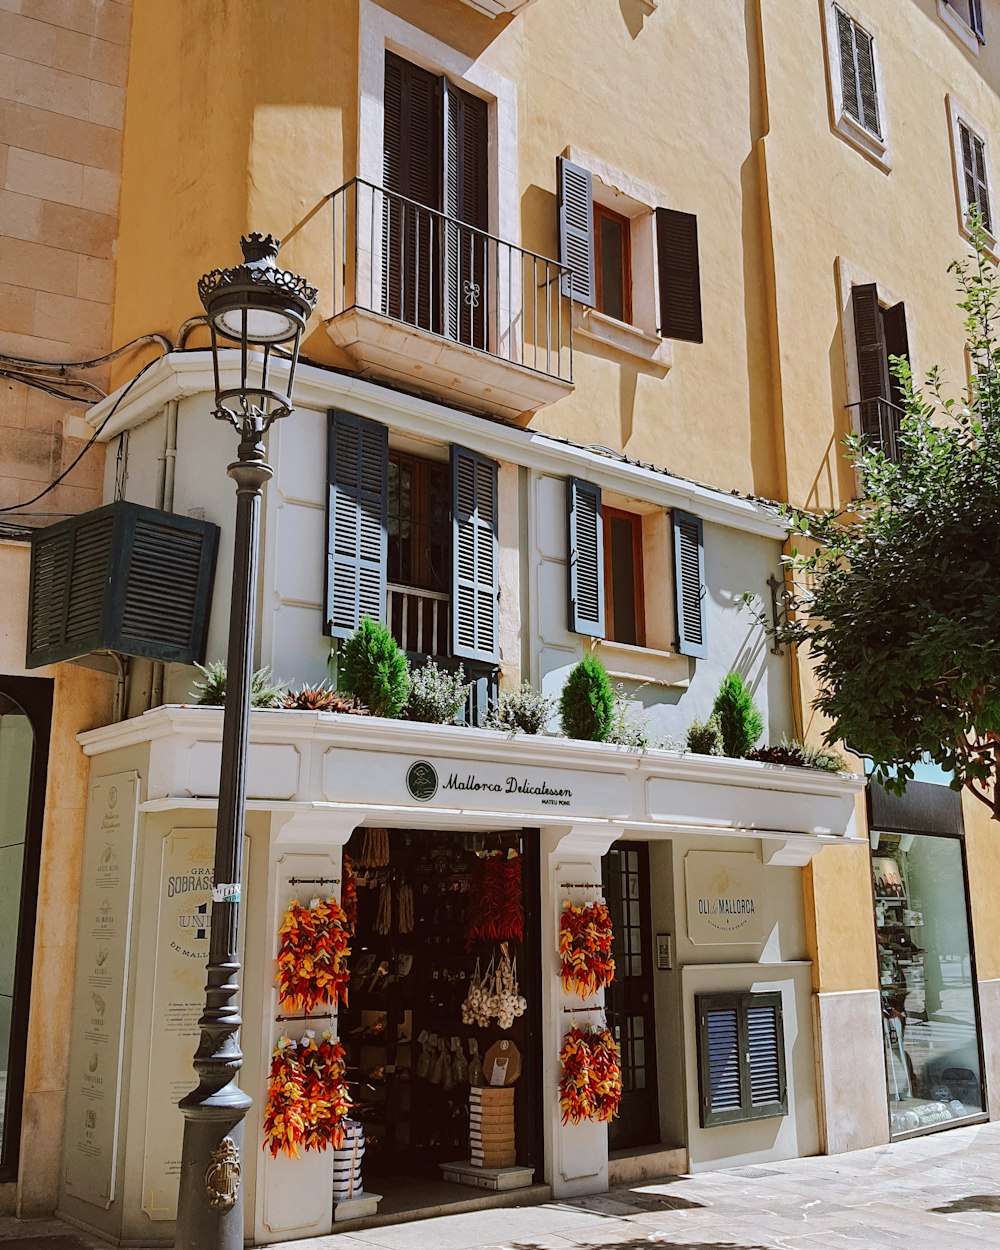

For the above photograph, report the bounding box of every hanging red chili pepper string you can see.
[558,1025,622,1125]
[262,1037,307,1158]
[465,849,524,947]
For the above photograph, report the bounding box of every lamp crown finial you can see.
[240,232,281,264]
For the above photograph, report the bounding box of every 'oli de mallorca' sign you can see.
[684,850,765,945]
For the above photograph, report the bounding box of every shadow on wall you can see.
[618,0,655,41]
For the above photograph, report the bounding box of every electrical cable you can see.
[0,369,107,402]
[0,332,173,375]
[0,357,158,514]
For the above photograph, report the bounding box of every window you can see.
[940,0,985,50]
[387,452,451,655]
[696,991,787,1128]
[604,507,645,647]
[825,4,889,165]
[566,478,706,657]
[594,204,632,325]
[850,283,909,461]
[557,155,702,345]
[382,52,489,346]
[326,410,499,666]
[958,120,993,233]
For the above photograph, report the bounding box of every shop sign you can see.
[684,851,764,945]
[64,772,140,1208]
[141,828,247,1220]
[324,750,630,818]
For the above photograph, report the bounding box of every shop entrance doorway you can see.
[339,827,541,1201]
[603,841,659,1150]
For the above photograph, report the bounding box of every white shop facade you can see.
[60,706,863,1245]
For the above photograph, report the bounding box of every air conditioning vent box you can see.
[27,501,219,669]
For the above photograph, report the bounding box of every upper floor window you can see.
[850,283,909,461]
[382,52,489,347]
[825,4,889,167]
[940,0,985,50]
[567,479,706,658]
[557,156,703,348]
[959,120,993,233]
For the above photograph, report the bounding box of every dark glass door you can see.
[602,842,659,1150]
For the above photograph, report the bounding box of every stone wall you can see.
[0,0,130,523]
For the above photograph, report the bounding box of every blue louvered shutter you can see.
[451,446,499,663]
[326,411,388,639]
[673,510,706,658]
[698,1000,744,1127]
[567,478,605,637]
[557,157,595,306]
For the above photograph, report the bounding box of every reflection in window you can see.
[0,695,33,1165]
[873,831,985,1135]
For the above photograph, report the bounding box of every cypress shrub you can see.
[559,655,615,742]
[340,617,410,719]
[710,671,764,758]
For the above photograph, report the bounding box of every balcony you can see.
[387,582,497,726]
[325,179,574,423]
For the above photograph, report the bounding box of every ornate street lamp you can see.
[175,235,317,1250]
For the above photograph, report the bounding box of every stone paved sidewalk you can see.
[2,1121,998,1250]
[274,1120,1000,1250]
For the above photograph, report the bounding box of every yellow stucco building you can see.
[2,0,999,1238]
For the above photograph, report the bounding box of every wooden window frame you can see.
[603,506,645,648]
[593,202,633,326]
[387,450,451,594]
[696,990,788,1129]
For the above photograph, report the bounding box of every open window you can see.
[850,283,909,461]
[566,478,706,659]
[557,155,702,358]
[382,52,490,349]
[939,1,985,52]
[326,410,499,718]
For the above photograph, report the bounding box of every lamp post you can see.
[174,234,317,1250]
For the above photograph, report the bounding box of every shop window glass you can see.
[872,831,985,1135]
[0,695,34,1171]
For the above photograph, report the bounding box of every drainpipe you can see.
[150,399,180,708]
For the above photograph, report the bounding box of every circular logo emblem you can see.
[406,761,438,802]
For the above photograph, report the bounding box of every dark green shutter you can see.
[698,992,787,1128]
[326,410,388,639]
[557,156,595,306]
[698,999,745,1127]
[655,208,703,343]
[970,0,985,42]
[746,996,787,1117]
[882,300,909,411]
[443,78,489,346]
[837,8,880,138]
[672,510,706,658]
[851,282,893,447]
[567,478,605,637]
[960,121,992,233]
[451,445,499,663]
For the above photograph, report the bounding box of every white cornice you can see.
[85,353,788,539]
[79,705,864,800]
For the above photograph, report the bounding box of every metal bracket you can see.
[766,573,793,656]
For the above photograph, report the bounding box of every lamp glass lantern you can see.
[197,232,318,429]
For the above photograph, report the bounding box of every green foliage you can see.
[607,684,658,750]
[485,682,554,735]
[403,659,471,724]
[711,672,764,758]
[559,655,615,742]
[191,661,286,708]
[781,216,1000,808]
[339,617,410,719]
[687,714,724,756]
[748,737,846,773]
[283,683,365,713]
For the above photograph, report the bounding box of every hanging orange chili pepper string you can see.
[558,901,615,996]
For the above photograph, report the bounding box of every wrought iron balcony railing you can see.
[850,397,905,462]
[329,178,573,385]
